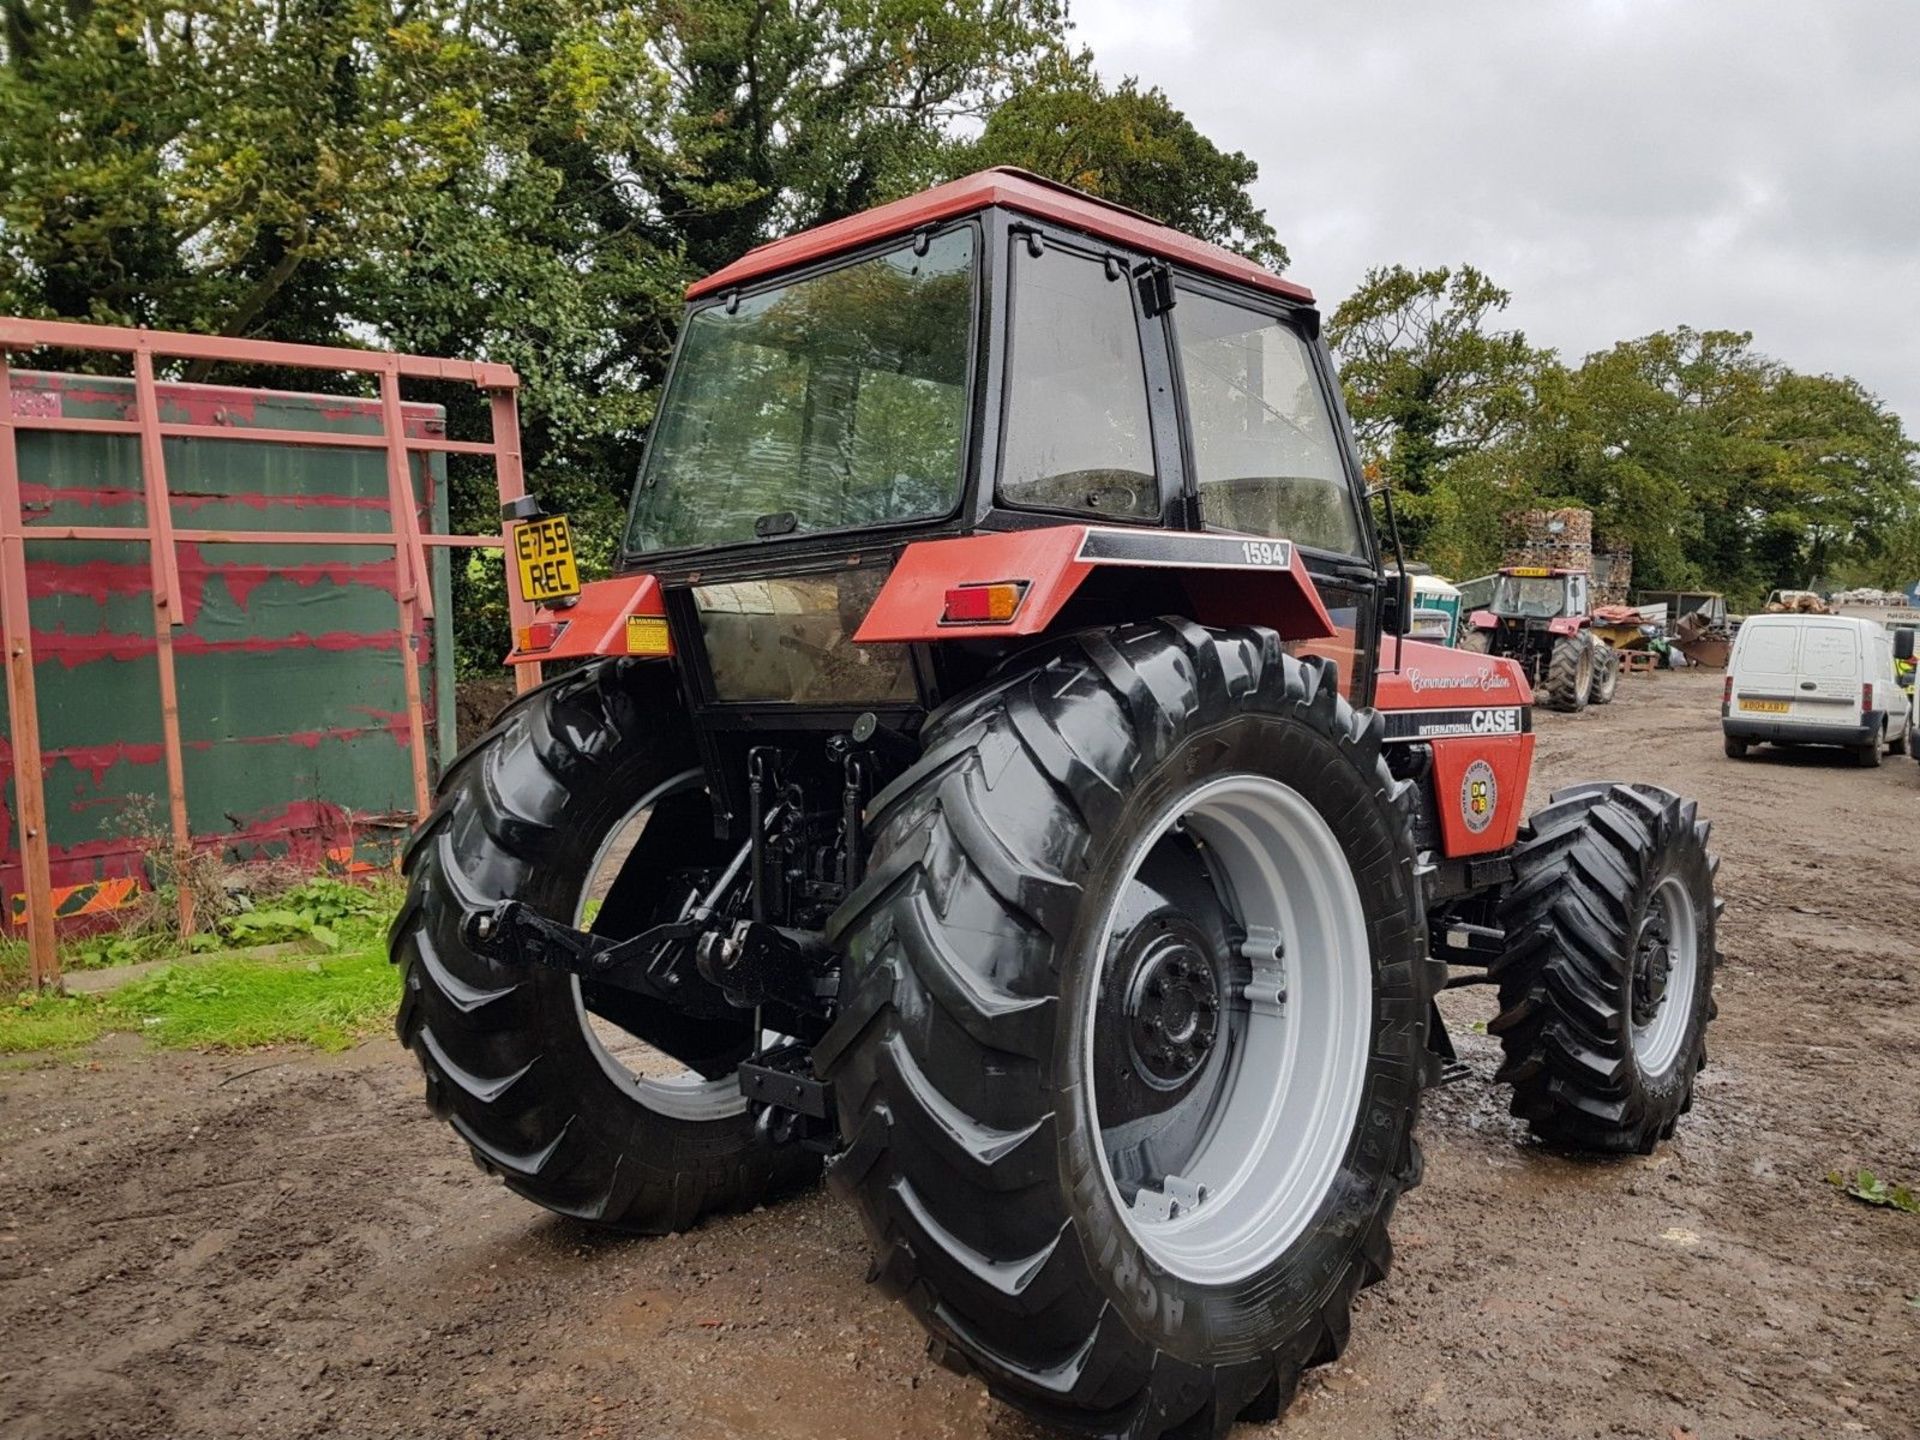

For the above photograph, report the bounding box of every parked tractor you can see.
[1462,564,1617,710]
[392,171,1720,1439]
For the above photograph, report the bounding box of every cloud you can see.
[1067,0,1920,431]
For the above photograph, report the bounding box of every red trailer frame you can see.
[0,318,538,988]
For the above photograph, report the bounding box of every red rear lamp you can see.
[1862,682,1873,714]
[514,619,569,654]
[1722,675,1733,707]
[941,581,1027,626]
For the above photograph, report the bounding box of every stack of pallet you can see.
[1591,547,1634,607]
[1502,508,1592,571]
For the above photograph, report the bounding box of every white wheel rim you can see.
[571,768,750,1122]
[1083,773,1373,1286]
[1631,874,1699,1077]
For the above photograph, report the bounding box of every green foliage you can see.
[1,0,1280,673]
[966,51,1287,269]
[0,937,400,1054]
[1333,265,1918,596]
[1,988,106,1051]
[1828,1168,1920,1215]
[109,942,397,1050]
[218,877,393,951]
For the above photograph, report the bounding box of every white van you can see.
[1723,613,1911,766]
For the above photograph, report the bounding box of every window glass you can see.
[1174,290,1360,553]
[627,229,974,553]
[999,246,1157,518]
[694,571,916,704]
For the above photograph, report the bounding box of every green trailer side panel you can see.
[1,371,460,926]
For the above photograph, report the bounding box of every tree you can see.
[1328,264,1544,551]
[965,51,1287,269]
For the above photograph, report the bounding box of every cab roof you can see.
[685,167,1314,305]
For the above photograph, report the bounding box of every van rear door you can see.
[1733,619,1862,729]
[1787,621,1864,725]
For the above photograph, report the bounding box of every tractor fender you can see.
[503,574,670,665]
[1468,609,1498,630]
[1545,615,1586,636]
[853,525,1337,644]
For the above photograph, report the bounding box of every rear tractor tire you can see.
[1543,634,1596,712]
[820,621,1441,1439]
[1490,783,1720,1154]
[391,659,817,1232]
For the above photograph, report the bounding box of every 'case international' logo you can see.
[1461,759,1498,834]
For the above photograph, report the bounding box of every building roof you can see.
[685,167,1313,304]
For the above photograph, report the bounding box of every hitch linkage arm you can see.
[460,901,715,1004]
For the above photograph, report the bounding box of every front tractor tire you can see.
[392,659,815,1232]
[1543,633,1596,712]
[1490,783,1720,1154]
[819,621,1440,1438]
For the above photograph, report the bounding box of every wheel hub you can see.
[1122,921,1222,1087]
[1633,904,1673,1028]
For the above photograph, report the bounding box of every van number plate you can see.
[511,515,581,604]
[1739,698,1789,714]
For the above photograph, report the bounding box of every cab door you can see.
[1160,279,1380,700]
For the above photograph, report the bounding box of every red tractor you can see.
[393,171,1719,1438]
[1463,564,1618,711]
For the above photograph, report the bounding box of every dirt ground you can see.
[3,668,1917,1440]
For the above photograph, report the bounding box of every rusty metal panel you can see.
[0,371,453,929]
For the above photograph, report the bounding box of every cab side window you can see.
[1172,289,1361,554]
[999,244,1158,519]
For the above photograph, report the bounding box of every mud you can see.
[3,669,1916,1440]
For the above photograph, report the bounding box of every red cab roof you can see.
[685,167,1313,304]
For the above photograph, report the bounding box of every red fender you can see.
[854,525,1337,644]
[504,574,669,665]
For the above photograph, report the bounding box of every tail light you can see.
[1722,675,1733,708]
[942,581,1027,626]
[514,619,570,654]
[1863,682,1873,714]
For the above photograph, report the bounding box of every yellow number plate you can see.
[1739,698,1789,714]
[1507,566,1552,577]
[511,515,580,604]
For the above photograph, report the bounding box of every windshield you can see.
[626,228,975,554]
[1492,574,1569,619]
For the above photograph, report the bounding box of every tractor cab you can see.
[1485,565,1588,623]
[507,167,1381,736]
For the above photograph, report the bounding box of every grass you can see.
[1,939,400,1055]
[1,876,407,1056]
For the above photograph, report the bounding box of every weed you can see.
[1826,1168,1920,1214]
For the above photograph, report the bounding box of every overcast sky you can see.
[1070,0,1920,436]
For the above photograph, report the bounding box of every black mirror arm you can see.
[1368,483,1409,674]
